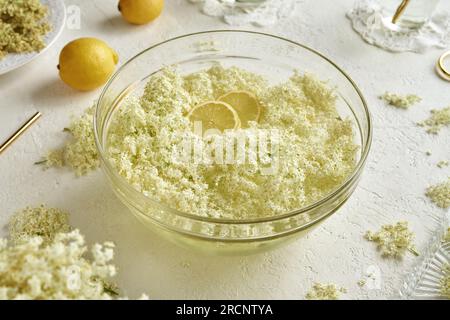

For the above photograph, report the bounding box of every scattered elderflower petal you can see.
[365,221,418,258]
[418,107,450,134]
[444,228,450,243]
[305,283,346,300]
[437,161,449,169]
[42,106,99,176]
[379,92,421,109]
[8,205,71,245]
[426,178,450,209]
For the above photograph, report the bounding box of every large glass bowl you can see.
[94,31,372,255]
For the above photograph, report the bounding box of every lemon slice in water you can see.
[188,101,241,132]
[218,91,261,128]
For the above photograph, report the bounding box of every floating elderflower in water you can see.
[105,65,358,220]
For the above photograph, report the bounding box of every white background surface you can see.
[0,0,449,299]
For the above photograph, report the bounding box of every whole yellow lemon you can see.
[118,0,164,25]
[58,38,119,91]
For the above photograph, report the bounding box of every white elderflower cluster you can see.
[426,178,450,209]
[437,161,449,169]
[305,283,346,300]
[8,205,70,245]
[365,221,418,258]
[1,206,148,300]
[106,65,358,220]
[0,0,51,59]
[418,107,450,134]
[0,230,116,300]
[379,92,421,109]
[42,106,99,176]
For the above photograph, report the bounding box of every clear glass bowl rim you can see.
[94,30,373,226]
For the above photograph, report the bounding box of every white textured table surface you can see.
[0,0,449,300]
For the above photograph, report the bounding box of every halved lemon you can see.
[218,91,261,128]
[187,101,241,132]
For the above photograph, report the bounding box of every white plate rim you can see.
[0,0,67,75]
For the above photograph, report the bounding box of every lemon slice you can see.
[218,91,261,128]
[187,101,241,132]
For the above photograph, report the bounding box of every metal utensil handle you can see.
[392,0,411,24]
[0,112,41,154]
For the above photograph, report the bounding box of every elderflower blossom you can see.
[0,0,51,59]
[379,92,421,109]
[0,230,117,300]
[105,65,358,220]
[365,221,418,258]
[305,283,346,300]
[426,178,450,209]
[437,161,449,169]
[418,107,450,134]
[8,205,70,245]
[43,106,99,176]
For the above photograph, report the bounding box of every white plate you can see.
[0,0,66,75]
